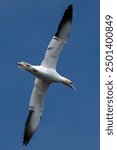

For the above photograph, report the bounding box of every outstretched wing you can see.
[23,78,49,146]
[41,5,73,69]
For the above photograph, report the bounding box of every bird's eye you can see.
[26,64,31,67]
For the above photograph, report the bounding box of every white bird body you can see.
[16,4,76,146]
[34,66,62,82]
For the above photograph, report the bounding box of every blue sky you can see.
[0,0,99,150]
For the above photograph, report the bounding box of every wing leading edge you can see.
[41,5,73,69]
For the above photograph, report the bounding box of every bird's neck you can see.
[60,76,69,84]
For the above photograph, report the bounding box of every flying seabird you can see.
[16,4,76,146]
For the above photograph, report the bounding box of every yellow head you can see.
[16,61,38,75]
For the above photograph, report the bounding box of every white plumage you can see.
[16,4,76,146]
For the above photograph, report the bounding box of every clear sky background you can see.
[0,0,99,150]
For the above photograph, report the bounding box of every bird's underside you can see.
[23,78,49,145]
[17,4,73,146]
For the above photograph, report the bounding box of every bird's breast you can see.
[35,66,61,83]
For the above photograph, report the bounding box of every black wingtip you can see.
[55,4,73,37]
[67,4,73,21]
[23,110,35,146]
[66,4,73,21]
[68,4,73,11]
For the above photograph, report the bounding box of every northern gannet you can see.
[16,4,76,146]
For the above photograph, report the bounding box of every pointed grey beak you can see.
[16,62,21,65]
[69,84,77,91]
[16,61,26,71]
